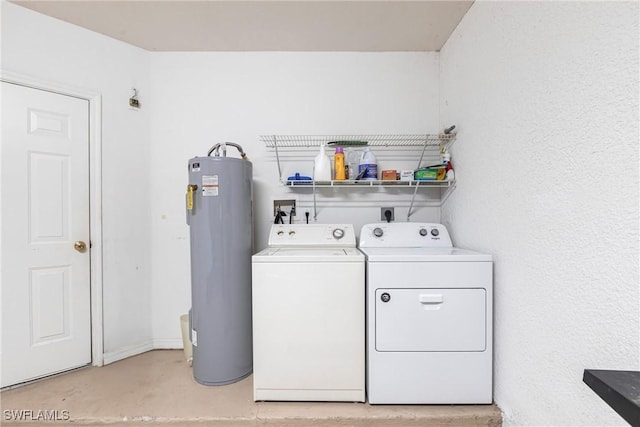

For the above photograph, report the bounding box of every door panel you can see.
[1,82,91,387]
[28,108,70,136]
[30,152,69,241]
[375,288,486,352]
[30,266,71,345]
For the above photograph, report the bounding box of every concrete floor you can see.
[1,350,502,426]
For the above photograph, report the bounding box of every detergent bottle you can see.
[334,147,346,180]
[358,148,378,180]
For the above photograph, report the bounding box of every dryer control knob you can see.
[419,228,428,236]
[381,293,391,303]
[431,228,440,237]
[373,227,384,237]
[332,228,345,239]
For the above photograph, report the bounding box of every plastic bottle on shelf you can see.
[313,142,332,182]
[442,151,454,181]
[334,147,346,180]
[358,148,378,180]
[346,149,362,180]
[446,161,455,181]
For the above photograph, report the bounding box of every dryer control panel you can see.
[359,223,452,248]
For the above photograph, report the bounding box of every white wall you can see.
[1,1,153,361]
[148,52,441,343]
[440,1,639,425]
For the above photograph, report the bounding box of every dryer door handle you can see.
[419,294,444,304]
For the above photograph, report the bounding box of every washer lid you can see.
[359,247,492,262]
[252,247,364,263]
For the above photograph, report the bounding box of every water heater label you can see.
[192,329,198,347]
[202,175,219,196]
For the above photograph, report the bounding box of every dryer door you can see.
[375,288,486,352]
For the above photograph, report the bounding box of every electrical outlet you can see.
[381,207,395,222]
[273,199,296,216]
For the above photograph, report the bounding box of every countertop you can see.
[583,369,640,426]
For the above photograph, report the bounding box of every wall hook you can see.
[129,88,140,108]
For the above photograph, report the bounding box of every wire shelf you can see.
[285,179,454,188]
[260,134,454,148]
[261,133,458,220]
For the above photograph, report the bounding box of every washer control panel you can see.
[359,223,453,248]
[268,224,356,247]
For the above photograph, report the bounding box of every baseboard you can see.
[102,341,154,365]
[101,339,184,365]
[152,338,183,349]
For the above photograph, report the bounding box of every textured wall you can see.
[440,1,639,425]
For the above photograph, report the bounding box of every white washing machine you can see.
[358,222,493,404]
[252,224,365,402]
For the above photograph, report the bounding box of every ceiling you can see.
[11,1,473,52]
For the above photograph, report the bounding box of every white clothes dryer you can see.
[252,224,365,402]
[358,223,493,404]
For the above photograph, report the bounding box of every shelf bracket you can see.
[273,135,284,184]
[407,181,421,221]
[408,136,431,219]
[407,181,457,220]
[416,137,429,169]
[312,180,318,221]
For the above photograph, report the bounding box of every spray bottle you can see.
[313,142,332,181]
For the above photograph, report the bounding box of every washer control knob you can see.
[419,228,428,236]
[373,227,384,237]
[277,231,284,236]
[431,228,440,237]
[381,293,391,303]
[332,228,345,239]
[289,230,296,236]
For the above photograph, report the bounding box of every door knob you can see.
[74,241,87,252]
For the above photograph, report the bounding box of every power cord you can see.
[384,209,392,223]
[274,206,284,224]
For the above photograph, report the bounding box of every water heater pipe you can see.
[207,142,248,160]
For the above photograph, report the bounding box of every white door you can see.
[1,82,91,387]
